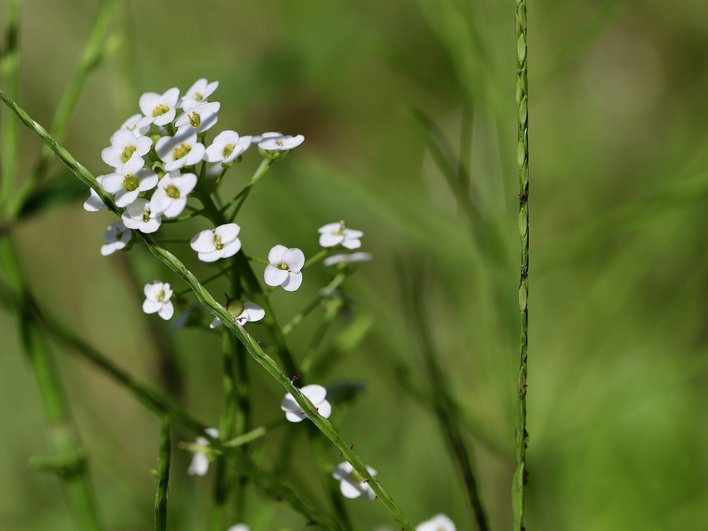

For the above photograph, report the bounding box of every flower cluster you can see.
[317,221,371,266]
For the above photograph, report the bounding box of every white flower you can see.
[119,113,150,137]
[122,198,162,234]
[142,281,174,320]
[150,172,197,218]
[323,252,373,267]
[155,129,206,172]
[83,176,106,212]
[227,525,249,531]
[100,155,157,207]
[188,428,218,476]
[180,78,219,111]
[101,129,152,169]
[257,132,305,151]
[280,384,332,423]
[100,222,131,256]
[318,221,364,249]
[190,223,241,262]
[204,131,252,164]
[332,461,377,500]
[264,245,305,292]
[416,514,456,531]
[175,101,220,133]
[138,87,180,127]
[210,301,265,329]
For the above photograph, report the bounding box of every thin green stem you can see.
[513,0,531,529]
[221,158,272,220]
[310,429,353,531]
[0,90,414,529]
[303,248,330,269]
[154,416,171,531]
[0,0,21,211]
[282,272,347,336]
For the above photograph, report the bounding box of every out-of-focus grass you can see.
[1,0,707,530]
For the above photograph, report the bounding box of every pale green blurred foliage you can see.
[1,0,707,530]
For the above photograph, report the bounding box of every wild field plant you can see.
[0,1,532,530]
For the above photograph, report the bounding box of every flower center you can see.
[165,184,181,199]
[123,174,139,191]
[223,143,235,158]
[120,145,137,163]
[194,91,204,102]
[213,233,223,250]
[275,139,284,147]
[277,262,290,271]
[152,103,169,117]
[142,209,151,223]
[350,470,365,483]
[188,111,201,128]
[156,289,166,302]
[172,143,192,161]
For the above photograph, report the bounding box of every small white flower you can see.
[121,198,162,234]
[142,281,174,320]
[318,221,364,249]
[227,525,249,531]
[150,172,197,218]
[138,87,180,127]
[280,384,332,423]
[156,129,206,172]
[332,461,377,500]
[190,223,241,262]
[323,252,373,267]
[210,301,265,329]
[257,132,305,151]
[204,131,252,164]
[100,222,131,256]
[188,428,218,476]
[100,155,157,207]
[175,101,220,133]
[180,78,219,111]
[119,113,150,137]
[415,514,456,531]
[101,129,152,169]
[264,245,305,292]
[83,176,106,212]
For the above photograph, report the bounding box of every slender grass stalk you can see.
[9,0,118,218]
[0,90,414,529]
[154,416,171,531]
[0,235,103,531]
[0,0,21,211]
[282,271,347,335]
[513,0,530,529]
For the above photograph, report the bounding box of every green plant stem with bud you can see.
[513,0,531,529]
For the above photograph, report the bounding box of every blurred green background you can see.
[1,0,707,529]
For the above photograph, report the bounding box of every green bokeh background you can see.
[1,0,707,529]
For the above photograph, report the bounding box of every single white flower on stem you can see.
[121,198,162,234]
[190,223,242,262]
[332,461,377,500]
[138,87,180,127]
[280,384,332,423]
[257,131,305,151]
[142,281,174,320]
[204,131,252,164]
[415,514,456,531]
[227,525,249,531]
[101,129,152,169]
[318,221,364,249]
[175,101,220,133]
[210,300,265,329]
[156,129,206,172]
[83,176,106,212]
[180,78,219,111]
[264,245,305,292]
[100,222,131,256]
[323,252,373,267]
[100,155,158,207]
[150,172,197,218]
[187,428,218,476]
[119,113,150,137]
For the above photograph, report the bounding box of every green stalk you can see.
[0,0,21,211]
[0,235,102,531]
[0,90,414,529]
[9,0,118,218]
[282,271,347,335]
[513,0,531,529]
[154,416,171,531]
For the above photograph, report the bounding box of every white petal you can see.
[101,173,124,193]
[137,170,158,191]
[243,302,265,322]
[339,480,363,499]
[281,271,302,292]
[220,238,241,259]
[142,299,161,314]
[187,452,209,476]
[144,282,164,299]
[415,514,456,531]
[141,217,161,234]
[282,248,305,271]
[175,173,198,195]
[83,189,104,212]
[280,393,300,412]
[317,399,332,419]
[139,92,161,116]
[318,222,342,233]
[153,108,176,127]
[341,238,362,250]
[267,244,287,264]
[115,189,139,208]
[301,385,327,405]
[163,198,187,218]
[198,249,224,263]
[264,265,288,287]
[319,232,343,247]
[209,317,222,329]
[121,154,145,174]
[285,410,306,423]
[150,189,171,214]
[190,230,216,253]
[158,301,174,320]
[332,462,354,480]
[215,223,240,243]
[163,87,180,107]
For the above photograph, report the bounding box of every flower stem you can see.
[0,0,21,213]
[0,90,415,530]
[154,416,171,531]
[282,271,348,336]
[513,0,531,528]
